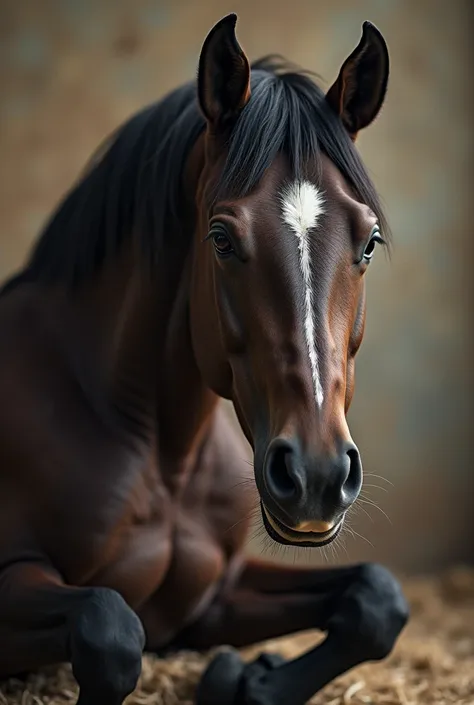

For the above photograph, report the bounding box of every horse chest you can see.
[136,509,235,648]
[93,470,250,647]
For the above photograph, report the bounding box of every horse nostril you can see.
[264,439,301,502]
[341,445,363,506]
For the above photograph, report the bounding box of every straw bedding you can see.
[1,567,473,705]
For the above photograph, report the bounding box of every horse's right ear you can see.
[198,14,251,133]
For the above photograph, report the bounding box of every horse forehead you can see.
[224,153,371,228]
[251,153,362,214]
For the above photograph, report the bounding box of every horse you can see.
[0,14,408,705]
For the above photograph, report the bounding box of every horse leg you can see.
[0,560,145,705]
[176,560,408,705]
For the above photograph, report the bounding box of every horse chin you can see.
[261,504,343,548]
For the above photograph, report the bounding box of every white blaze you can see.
[281,180,325,408]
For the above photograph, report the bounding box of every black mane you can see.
[2,57,389,291]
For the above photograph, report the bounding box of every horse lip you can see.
[294,518,335,533]
[261,504,343,547]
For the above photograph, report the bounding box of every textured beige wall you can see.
[0,0,472,572]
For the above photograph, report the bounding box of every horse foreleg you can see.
[176,560,408,705]
[0,560,145,705]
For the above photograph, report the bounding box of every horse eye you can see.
[209,225,234,257]
[362,229,384,262]
[363,238,377,260]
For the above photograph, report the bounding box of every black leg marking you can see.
[0,562,145,705]
[195,563,409,705]
[69,588,145,705]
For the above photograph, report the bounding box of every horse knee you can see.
[69,587,145,701]
[330,563,409,662]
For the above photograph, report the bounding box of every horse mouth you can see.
[261,504,343,547]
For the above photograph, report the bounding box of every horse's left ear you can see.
[326,21,389,140]
[198,14,251,132]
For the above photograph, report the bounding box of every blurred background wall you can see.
[0,0,472,574]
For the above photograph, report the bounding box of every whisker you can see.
[338,532,349,558]
[226,478,257,492]
[224,507,260,535]
[361,483,389,493]
[345,525,375,549]
[357,497,392,525]
[249,523,268,545]
[353,501,374,523]
[321,545,329,564]
[364,473,394,487]
[329,540,338,563]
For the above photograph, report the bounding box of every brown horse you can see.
[0,14,408,705]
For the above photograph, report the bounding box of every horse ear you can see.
[198,14,251,131]
[326,21,389,140]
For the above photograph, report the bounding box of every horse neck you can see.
[67,210,218,469]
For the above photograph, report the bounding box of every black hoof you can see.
[196,648,245,705]
[235,652,286,704]
[196,650,287,705]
